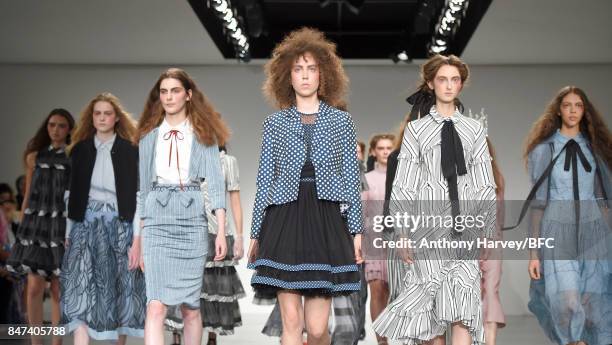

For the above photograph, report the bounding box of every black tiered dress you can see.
[7,146,70,277]
[249,113,360,302]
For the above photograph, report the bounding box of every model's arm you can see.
[526,146,548,260]
[342,115,364,235]
[137,140,148,223]
[204,143,227,261]
[226,155,244,259]
[20,152,37,221]
[64,144,79,241]
[250,118,275,240]
[389,122,421,231]
[204,143,226,218]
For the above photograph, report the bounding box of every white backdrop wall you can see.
[1,63,611,315]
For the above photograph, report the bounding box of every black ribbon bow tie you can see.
[565,139,592,246]
[441,120,467,227]
[504,138,593,253]
[406,90,434,121]
[564,139,592,175]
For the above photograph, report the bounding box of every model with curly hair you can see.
[59,93,146,344]
[373,54,497,345]
[137,68,229,345]
[247,27,363,345]
[7,108,74,345]
[519,86,611,345]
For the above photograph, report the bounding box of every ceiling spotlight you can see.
[431,45,448,53]
[209,0,251,62]
[391,50,411,64]
[428,0,469,55]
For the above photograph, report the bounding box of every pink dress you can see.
[362,165,388,282]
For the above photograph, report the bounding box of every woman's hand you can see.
[233,236,244,261]
[214,232,228,261]
[247,239,259,264]
[128,236,141,270]
[528,258,541,280]
[354,234,364,264]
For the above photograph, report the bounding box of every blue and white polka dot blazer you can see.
[250,101,364,239]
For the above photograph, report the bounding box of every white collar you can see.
[94,133,117,150]
[160,117,191,132]
[429,105,462,124]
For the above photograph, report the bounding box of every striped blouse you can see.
[390,106,497,237]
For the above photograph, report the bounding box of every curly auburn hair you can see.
[524,86,612,169]
[263,27,349,110]
[70,92,138,150]
[138,68,230,146]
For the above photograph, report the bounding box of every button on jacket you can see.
[250,101,363,239]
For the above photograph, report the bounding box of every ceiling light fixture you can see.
[209,0,251,62]
[428,0,469,56]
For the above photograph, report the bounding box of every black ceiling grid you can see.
[188,0,493,61]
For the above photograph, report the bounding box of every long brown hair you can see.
[393,113,413,151]
[70,93,138,150]
[524,86,612,169]
[138,68,230,146]
[263,27,349,110]
[23,108,75,165]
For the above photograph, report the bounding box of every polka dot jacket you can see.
[250,101,364,239]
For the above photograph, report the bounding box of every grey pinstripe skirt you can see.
[143,184,208,309]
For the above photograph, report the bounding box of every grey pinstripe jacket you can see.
[138,127,226,219]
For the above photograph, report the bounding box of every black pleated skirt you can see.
[248,162,360,303]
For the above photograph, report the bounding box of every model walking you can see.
[137,68,229,345]
[62,92,146,344]
[248,28,363,345]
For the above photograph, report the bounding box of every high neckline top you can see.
[429,105,462,124]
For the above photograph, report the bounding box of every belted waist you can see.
[150,184,200,208]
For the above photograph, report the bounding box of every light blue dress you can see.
[527,130,612,345]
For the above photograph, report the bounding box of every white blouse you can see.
[89,134,117,204]
[156,118,193,184]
